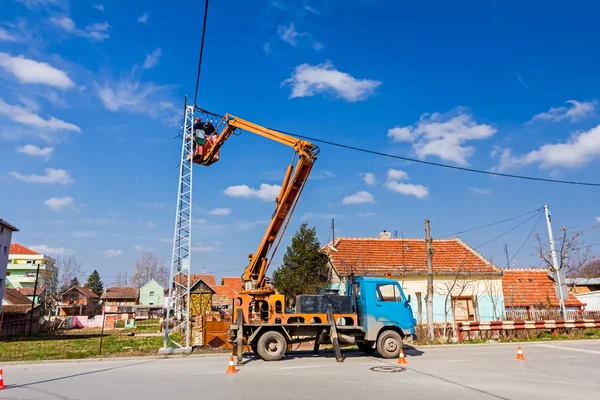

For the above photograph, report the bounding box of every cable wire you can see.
[504,211,545,268]
[441,207,543,238]
[475,209,543,250]
[193,106,600,187]
[193,0,210,107]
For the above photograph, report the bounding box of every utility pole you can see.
[544,204,567,319]
[28,263,41,335]
[504,245,510,269]
[331,218,335,241]
[425,219,434,342]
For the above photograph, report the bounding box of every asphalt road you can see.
[2,340,600,400]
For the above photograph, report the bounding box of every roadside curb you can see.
[411,338,600,349]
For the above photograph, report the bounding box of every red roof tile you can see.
[502,269,583,308]
[17,287,35,296]
[10,243,39,255]
[325,237,499,275]
[3,288,33,305]
[220,277,243,292]
[175,273,217,289]
[2,304,39,313]
[101,286,138,300]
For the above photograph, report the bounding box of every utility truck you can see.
[191,109,416,362]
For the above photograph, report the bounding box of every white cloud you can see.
[282,61,381,102]
[11,168,74,185]
[50,17,110,41]
[277,23,302,46]
[161,238,172,243]
[44,196,73,211]
[304,4,319,14]
[0,53,74,88]
[73,231,96,238]
[493,124,600,171]
[357,212,377,218]
[383,169,428,199]
[96,76,173,114]
[15,0,66,10]
[133,245,154,251]
[191,245,223,253]
[388,108,496,166]
[17,144,54,160]
[342,191,375,204]
[528,100,596,124]
[93,4,104,11]
[0,27,17,42]
[143,48,161,70]
[0,99,81,132]
[146,220,156,228]
[363,172,377,185]
[467,187,491,195]
[311,170,335,179]
[595,217,600,224]
[29,244,69,255]
[194,218,208,224]
[137,11,150,24]
[103,249,122,257]
[224,183,281,201]
[209,208,231,216]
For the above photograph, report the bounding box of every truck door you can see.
[374,283,405,324]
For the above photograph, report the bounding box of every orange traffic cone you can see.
[0,369,5,390]
[516,346,526,361]
[397,349,408,365]
[226,356,237,374]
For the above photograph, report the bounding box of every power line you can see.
[572,241,600,251]
[503,211,545,268]
[441,207,543,238]
[194,106,600,187]
[193,0,210,107]
[475,209,543,250]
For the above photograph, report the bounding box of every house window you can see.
[452,297,475,321]
[149,291,154,297]
[6,272,10,276]
[376,284,402,302]
[149,302,154,305]
[3,246,6,255]
[0,226,4,234]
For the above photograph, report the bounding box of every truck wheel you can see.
[377,330,403,359]
[357,342,376,354]
[256,331,287,361]
[251,343,258,354]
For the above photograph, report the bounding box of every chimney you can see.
[379,230,391,239]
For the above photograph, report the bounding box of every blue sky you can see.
[1,0,599,286]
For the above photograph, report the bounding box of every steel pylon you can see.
[160,103,194,353]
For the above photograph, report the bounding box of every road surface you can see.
[2,340,600,400]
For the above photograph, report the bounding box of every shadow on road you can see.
[4,359,156,391]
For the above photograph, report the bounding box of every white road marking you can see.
[279,365,323,370]
[536,344,600,355]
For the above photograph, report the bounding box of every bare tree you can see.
[56,255,84,293]
[536,228,593,278]
[436,264,475,343]
[131,251,168,288]
[484,278,503,320]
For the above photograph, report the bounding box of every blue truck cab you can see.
[346,276,416,358]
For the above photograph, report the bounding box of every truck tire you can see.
[256,331,287,361]
[376,330,403,359]
[357,341,376,354]
[251,343,258,354]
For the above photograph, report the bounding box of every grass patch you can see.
[0,329,180,362]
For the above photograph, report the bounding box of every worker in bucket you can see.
[193,117,216,146]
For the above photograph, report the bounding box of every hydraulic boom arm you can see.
[193,113,319,292]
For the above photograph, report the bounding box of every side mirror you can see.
[407,294,411,303]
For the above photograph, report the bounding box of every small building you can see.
[0,218,19,315]
[212,285,238,311]
[566,278,600,294]
[139,279,165,307]
[7,244,58,303]
[58,286,100,316]
[2,287,32,306]
[502,269,584,319]
[220,277,244,292]
[324,236,505,322]
[100,286,138,313]
[189,278,215,317]
[1,287,41,336]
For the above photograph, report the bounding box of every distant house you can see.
[101,286,138,312]
[7,244,58,300]
[58,286,100,316]
[139,279,165,307]
[0,218,19,315]
[566,278,600,294]
[324,235,505,322]
[213,285,238,310]
[503,269,584,318]
[1,287,41,336]
[221,277,243,292]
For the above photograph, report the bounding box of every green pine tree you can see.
[70,277,80,287]
[272,223,330,307]
[84,270,104,296]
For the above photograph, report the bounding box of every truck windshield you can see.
[376,284,402,302]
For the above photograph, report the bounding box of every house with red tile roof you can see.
[220,277,244,292]
[323,236,504,322]
[6,244,58,305]
[58,286,101,316]
[502,269,584,316]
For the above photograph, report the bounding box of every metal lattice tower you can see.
[160,104,194,353]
